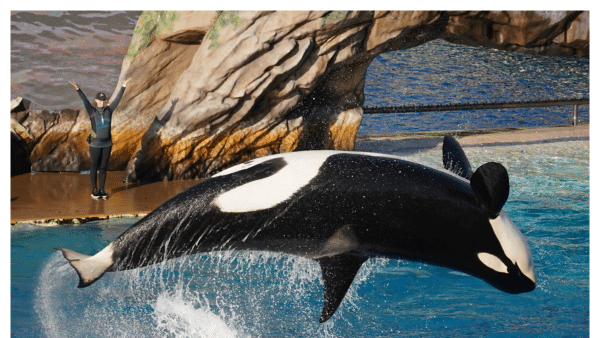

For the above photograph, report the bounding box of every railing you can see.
[363,98,589,126]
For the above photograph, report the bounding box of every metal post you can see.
[573,104,579,126]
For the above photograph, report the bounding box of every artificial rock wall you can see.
[11,11,589,180]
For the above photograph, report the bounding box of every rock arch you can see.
[14,11,588,181]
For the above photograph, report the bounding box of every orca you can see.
[56,136,536,323]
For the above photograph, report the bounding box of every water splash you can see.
[34,248,388,337]
[153,289,239,338]
[35,254,72,338]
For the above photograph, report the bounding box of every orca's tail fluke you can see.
[54,244,115,288]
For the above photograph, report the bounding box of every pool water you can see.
[12,140,589,337]
[359,39,589,134]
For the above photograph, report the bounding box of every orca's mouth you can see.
[494,265,536,294]
[506,277,536,294]
[512,262,536,294]
[479,262,536,295]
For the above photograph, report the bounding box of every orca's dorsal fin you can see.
[316,253,368,323]
[470,162,510,218]
[443,135,473,180]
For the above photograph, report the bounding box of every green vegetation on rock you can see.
[206,11,245,49]
[321,11,348,26]
[125,11,180,61]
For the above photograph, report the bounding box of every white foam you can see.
[214,152,331,213]
[154,291,239,338]
[35,253,72,338]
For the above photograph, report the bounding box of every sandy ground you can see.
[10,125,589,225]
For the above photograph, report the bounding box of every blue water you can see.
[12,140,589,337]
[359,39,589,134]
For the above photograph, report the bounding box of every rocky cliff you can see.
[11,11,589,180]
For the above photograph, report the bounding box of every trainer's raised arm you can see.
[68,81,79,91]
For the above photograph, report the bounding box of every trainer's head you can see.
[95,92,108,108]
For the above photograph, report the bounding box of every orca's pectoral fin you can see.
[316,253,368,323]
[442,135,473,180]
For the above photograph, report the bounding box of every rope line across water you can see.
[362,98,589,114]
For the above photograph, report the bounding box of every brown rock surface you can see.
[13,11,589,182]
[11,97,30,113]
[443,11,589,56]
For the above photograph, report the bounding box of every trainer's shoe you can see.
[91,189,101,199]
[99,190,109,199]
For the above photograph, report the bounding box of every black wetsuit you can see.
[76,86,126,193]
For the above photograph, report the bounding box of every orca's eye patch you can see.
[478,252,508,273]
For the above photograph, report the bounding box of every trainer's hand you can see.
[68,81,79,90]
[122,78,131,87]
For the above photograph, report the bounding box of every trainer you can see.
[69,78,130,199]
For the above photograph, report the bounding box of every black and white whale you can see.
[56,136,536,323]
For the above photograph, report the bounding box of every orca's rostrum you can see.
[56,136,536,323]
